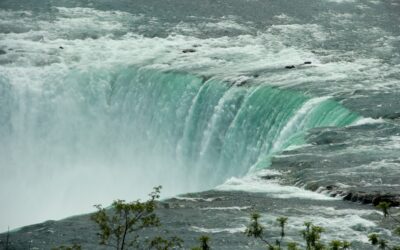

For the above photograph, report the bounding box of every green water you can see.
[0,66,359,191]
[98,67,359,187]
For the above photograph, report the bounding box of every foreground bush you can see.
[90,186,182,250]
[368,202,400,250]
[245,201,400,250]
[52,189,399,250]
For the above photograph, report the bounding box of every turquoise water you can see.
[4,0,399,232]
[1,66,360,187]
[0,60,362,230]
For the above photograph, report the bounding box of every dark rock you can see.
[325,185,338,191]
[371,194,400,206]
[306,130,346,145]
[253,74,259,78]
[260,174,281,180]
[285,65,295,69]
[59,46,64,49]
[0,49,6,55]
[303,61,312,64]
[384,112,400,120]
[343,192,400,206]
[236,80,247,86]
[182,48,196,53]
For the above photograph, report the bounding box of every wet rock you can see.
[182,48,196,53]
[0,49,6,55]
[306,130,348,145]
[260,174,281,180]
[270,123,400,208]
[303,61,312,65]
[371,194,400,206]
[285,65,295,69]
[291,182,400,207]
[384,112,400,120]
[343,192,400,206]
[236,80,247,86]
[59,46,64,49]
[326,185,338,191]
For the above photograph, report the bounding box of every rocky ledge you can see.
[269,121,400,207]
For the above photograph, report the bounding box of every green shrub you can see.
[90,186,181,250]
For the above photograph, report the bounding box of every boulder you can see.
[182,48,196,53]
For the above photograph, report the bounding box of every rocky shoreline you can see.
[268,121,400,208]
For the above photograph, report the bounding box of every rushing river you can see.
[0,0,399,248]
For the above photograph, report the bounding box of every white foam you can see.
[257,205,380,243]
[1,5,399,232]
[306,206,382,217]
[287,214,376,243]
[199,206,252,211]
[1,6,396,96]
[215,172,336,201]
[339,159,400,181]
[325,0,356,3]
[172,197,222,202]
[268,96,331,154]
[351,117,385,126]
[190,225,246,234]
[204,19,249,32]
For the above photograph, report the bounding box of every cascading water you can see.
[2,0,400,247]
[0,65,359,230]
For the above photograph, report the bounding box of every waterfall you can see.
[0,66,359,229]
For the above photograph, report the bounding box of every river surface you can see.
[0,0,399,248]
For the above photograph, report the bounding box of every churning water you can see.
[0,0,399,235]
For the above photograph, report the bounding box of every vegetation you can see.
[52,243,82,250]
[49,189,399,250]
[191,235,211,250]
[90,186,182,250]
[245,212,288,249]
[244,200,400,250]
[367,202,400,250]
[147,236,183,250]
[245,212,350,250]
